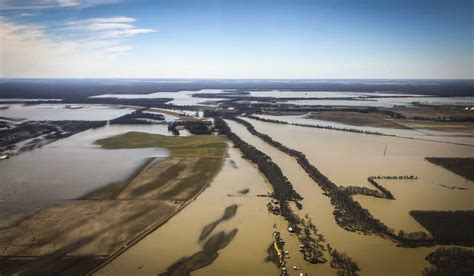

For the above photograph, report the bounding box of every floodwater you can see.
[255,113,474,146]
[247,90,423,98]
[282,96,474,107]
[98,146,280,275]
[0,104,134,121]
[227,119,441,275]
[0,123,175,228]
[245,117,474,232]
[91,89,227,106]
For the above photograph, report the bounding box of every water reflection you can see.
[0,124,172,227]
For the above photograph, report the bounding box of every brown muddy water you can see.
[98,146,279,276]
[244,117,474,233]
[226,119,470,276]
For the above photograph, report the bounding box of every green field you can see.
[95,131,228,201]
[95,131,227,157]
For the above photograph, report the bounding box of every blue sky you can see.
[0,0,472,78]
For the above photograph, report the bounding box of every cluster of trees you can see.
[168,120,213,135]
[385,110,474,122]
[370,175,418,180]
[0,120,107,154]
[421,247,474,276]
[343,186,387,199]
[110,109,166,125]
[246,115,389,136]
[367,177,395,199]
[409,210,474,245]
[327,244,360,276]
[299,217,327,264]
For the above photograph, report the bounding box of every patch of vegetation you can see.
[160,229,238,276]
[327,244,360,276]
[421,247,474,276]
[131,163,187,197]
[95,131,226,157]
[426,157,474,182]
[110,109,165,124]
[158,157,223,200]
[410,210,474,245]
[199,205,238,241]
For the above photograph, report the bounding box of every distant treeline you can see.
[110,109,166,125]
[383,110,474,122]
[1,79,473,98]
[246,115,391,136]
[0,120,106,154]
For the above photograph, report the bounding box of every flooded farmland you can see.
[1,85,473,275]
[244,117,474,231]
[226,119,442,275]
[98,146,279,275]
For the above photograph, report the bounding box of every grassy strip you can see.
[158,157,223,200]
[95,131,226,157]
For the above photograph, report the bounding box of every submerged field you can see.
[0,131,227,275]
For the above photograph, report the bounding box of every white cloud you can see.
[0,16,155,77]
[103,28,156,38]
[60,16,156,38]
[64,17,136,31]
[0,0,120,10]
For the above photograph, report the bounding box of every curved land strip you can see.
[425,157,474,182]
[0,132,227,275]
[228,116,468,247]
